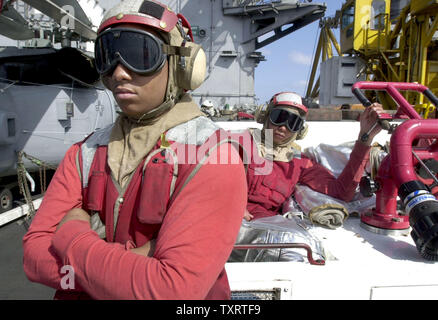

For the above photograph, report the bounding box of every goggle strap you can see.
[162,44,192,57]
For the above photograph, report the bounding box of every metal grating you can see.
[231,288,281,300]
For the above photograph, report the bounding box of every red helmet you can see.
[270,92,308,115]
[99,0,180,34]
[97,0,206,92]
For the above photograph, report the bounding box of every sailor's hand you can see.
[243,209,254,221]
[130,239,156,257]
[358,103,385,146]
[57,208,90,231]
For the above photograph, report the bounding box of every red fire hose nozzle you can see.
[352,81,438,261]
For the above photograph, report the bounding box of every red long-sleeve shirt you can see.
[246,140,371,219]
[23,142,247,299]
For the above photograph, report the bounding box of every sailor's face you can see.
[102,23,168,119]
[266,121,296,145]
[266,107,302,145]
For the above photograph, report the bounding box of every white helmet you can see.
[202,100,214,108]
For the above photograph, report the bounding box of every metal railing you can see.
[228,0,311,7]
[233,243,326,265]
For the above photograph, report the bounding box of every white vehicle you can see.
[220,82,438,300]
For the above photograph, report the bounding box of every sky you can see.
[254,0,341,104]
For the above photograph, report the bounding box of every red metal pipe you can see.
[361,155,410,229]
[354,81,438,232]
[390,120,438,186]
[353,81,427,120]
[386,86,422,120]
[375,156,398,216]
[352,81,428,92]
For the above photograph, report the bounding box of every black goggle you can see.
[269,109,304,132]
[94,28,167,76]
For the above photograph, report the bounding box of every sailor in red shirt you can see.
[22,0,247,300]
[238,92,384,221]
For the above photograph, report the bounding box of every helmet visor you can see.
[269,109,304,132]
[95,28,166,76]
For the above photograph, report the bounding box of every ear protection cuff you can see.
[255,104,269,124]
[177,41,206,90]
[174,14,206,91]
[296,123,308,140]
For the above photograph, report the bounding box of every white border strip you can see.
[0,197,42,227]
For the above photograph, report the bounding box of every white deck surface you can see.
[217,120,392,149]
[226,216,438,300]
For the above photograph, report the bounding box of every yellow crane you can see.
[306,15,342,101]
[306,0,438,118]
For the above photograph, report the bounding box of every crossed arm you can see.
[23,143,247,299]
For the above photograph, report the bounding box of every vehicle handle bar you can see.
[352,81,438,120]
[352,82,395,139]
[352,86,373,107]
[233,243,325,266]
